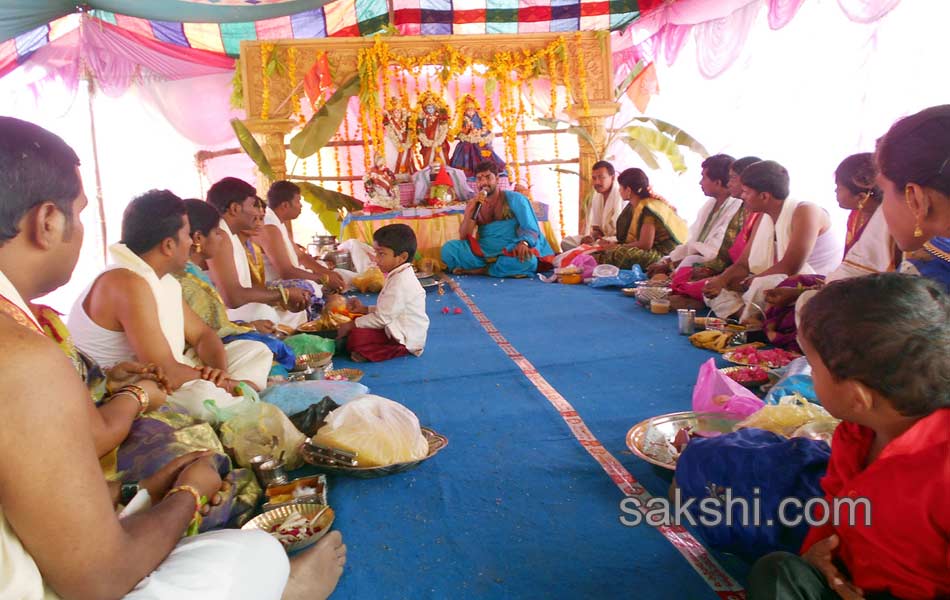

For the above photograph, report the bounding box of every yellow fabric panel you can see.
[341,214,560,265]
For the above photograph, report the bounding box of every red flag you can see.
[304,52,332,109]
[626,62,659,113]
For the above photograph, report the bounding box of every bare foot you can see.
[281,531,346,600]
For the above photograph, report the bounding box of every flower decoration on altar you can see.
[414,90,451,169]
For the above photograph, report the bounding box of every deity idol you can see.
[382,99,417,179]
[362,152,399,210]
[415,91,451,169]
[449,95,506,178]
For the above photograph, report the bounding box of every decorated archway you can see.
[238,31,618,232]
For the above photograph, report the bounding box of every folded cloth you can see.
[675,428,830,561]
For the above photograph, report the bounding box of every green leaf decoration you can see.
[566,125,597,152]
[230,119,275,180]
[629,116,710,158]
[230,58,243,110]
[289,76,361,159]
[548,167,579,177]
[536,117,563,130]
[296,180,362,212]
[623,126,687,172]
[623,137,661,171]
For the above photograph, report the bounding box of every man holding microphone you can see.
[441,161,553,277]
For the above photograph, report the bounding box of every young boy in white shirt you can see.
[338,224,430,361]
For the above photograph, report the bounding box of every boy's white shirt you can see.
[354,262,429,355]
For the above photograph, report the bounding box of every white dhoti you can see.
[125,529,288,600]
[176,338,273,422]
[227,302,281,325]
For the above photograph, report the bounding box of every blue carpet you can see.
[318,277,748,599]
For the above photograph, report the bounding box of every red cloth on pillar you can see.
[346,326,410,362]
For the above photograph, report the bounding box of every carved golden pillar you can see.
[568,102,619,234]
[243,118,295,190]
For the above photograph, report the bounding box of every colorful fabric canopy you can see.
[0,0,653,80]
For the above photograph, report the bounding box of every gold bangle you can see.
[111,384,149,417]
[166,485,202,516]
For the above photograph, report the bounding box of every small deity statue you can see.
[382,98,416,180]
[362,152,400,210]
[449,94,506,178]
[415,91,451,169]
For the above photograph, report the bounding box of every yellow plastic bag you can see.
[313,395,428,467]
[735,394,839,438]
[219,402,307,469]
[352,266,385,293]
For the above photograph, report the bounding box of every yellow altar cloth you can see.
[340,205,560,265]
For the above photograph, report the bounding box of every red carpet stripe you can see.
[446,276,746,599]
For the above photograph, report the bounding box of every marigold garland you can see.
[287,47,304,124]
[259,43,273,119]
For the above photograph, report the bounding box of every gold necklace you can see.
[924,241,950,263]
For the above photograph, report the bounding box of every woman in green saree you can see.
[597,168,689,271]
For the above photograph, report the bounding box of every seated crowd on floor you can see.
[1,104,949,599]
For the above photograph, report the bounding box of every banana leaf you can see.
[230,118,275,180]
[614,60,646,101]
[622,126,687,172]
[537,118,597,152]
[548,167,579,176]
[289,76,361,159]
[295,181,363,237]
[628,116,709,158]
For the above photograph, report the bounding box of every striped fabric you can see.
[1,0,652,78]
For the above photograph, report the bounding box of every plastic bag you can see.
[284,333,337,357]
[692,358,764,419]
[217,401,308,469]
[313,395,429,467]
[588,266,647,288]
[765,357,817,404]
[736,394,838,437]
[289,397,341,437]
[262,380,370,415]
[353,266,385,293]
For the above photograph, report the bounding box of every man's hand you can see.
[250,320,277,334]
[141,450,216,502]
[512,241,532,262]
[764,287,800,308]
[802,535,864,600]
[196,366,229,387]
[703,276,726,298]
[590,225,605,241]
[691,266,716,281]
[283,287,311,312]
[579,235,595,245]
[106,362,169,393]
[320,270,346,293]
[337,320,355,339]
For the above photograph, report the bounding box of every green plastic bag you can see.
[284,333,336,357]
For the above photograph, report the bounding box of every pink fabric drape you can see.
[621,0,903,79]
[24,16,234,98]
[836,0,902,23]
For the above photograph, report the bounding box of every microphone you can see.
[471,190,486,220]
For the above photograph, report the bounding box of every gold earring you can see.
[914,221,923,238]
[193,242,203,253]
[905,186,924,238]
